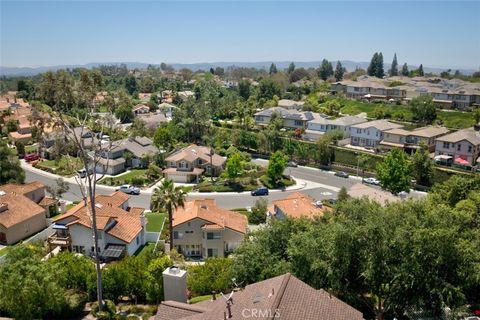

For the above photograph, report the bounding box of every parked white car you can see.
[363,177,380,185]
[116,184,140,195]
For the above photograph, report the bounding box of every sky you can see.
[1,0,479,69]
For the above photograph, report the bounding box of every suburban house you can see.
[434,126,480,166]
[94,136,158,175]
[379,126,450,153]
[49,192,146,259]
[132,104,150,115]
[5,105,33,143]
[350,120,403,148]
[177,90,195,101]
[267,192,328,220]
[304,115,368,141]
[255,107,320,129]
[163,144,226,183]
[154,273,363,320]
[332,79,407,101]
[161,90,174,103]
[171,199,247,258]
[0,182,57,245]
[277,99,305,110]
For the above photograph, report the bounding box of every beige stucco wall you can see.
[1,211,47,245]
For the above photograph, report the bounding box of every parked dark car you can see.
[287,161,298,167]
[327,198,337,205]
[251,187,269,196]
[24,153,40,162]
[334,171,349,178]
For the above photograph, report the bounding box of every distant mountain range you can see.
[0,61,476,77]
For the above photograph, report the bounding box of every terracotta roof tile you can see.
[270,192,329,219]
[54,192,143,243]
[173,199,247,234]
[166,144,226,167]
[0,183,46,228]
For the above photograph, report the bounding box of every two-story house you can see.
[49,191,146,259]
[163,144,226,183]
[171,199,247,258]
[380,126,450,153]
[94,136,158,175]
[350,120,404,148]
[434,126,480,166]
[304,115,368,141]
[254,107,319,129]
[132,104,150,115]
[0,181,57,245]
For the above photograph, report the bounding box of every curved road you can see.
[24,160,360,210]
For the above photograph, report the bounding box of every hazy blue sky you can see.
[1,1,479,68]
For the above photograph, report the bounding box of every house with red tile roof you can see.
[172,199,247,258]
[0,182,56,245]
[154,273,364,320]
[268,192,329,220]
[49,191,146,259]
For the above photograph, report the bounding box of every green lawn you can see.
[98,169,149,187]
[133,242,157,258]
[145,212,166,232]
[0,246,11,257]
[437,110,476,129]
[259,174,295,189]
[37,157,83,176]
[189,295,212,304]
[25,145,38,153]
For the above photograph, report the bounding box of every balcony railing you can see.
[48,233,72,247]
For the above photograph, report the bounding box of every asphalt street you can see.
[24,160,359,210]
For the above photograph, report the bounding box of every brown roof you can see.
[353,119,403,131]
[269,192,328,219]
[173,199,247,234]
[0,183,46,229]
[166,144,226,167]
[155,273,363,320]
[435,127,480,145]
[163,167,204,175]
[0,181,45,195]
[54,192,144,243]
[384,126,449,138]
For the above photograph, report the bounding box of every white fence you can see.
[146,231,160,243]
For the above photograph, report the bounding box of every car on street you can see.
[77,168,93,178]
[24,153,40,162]
[287,161,298,167]
[116,184,141,195]
[251,187,269,196]
[363,177,380,185]
[334,171,349,178]
[327,198,337,205]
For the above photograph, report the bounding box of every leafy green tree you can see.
[334,61,345,81]
[289,68,309,83]
[266,151,288,183]
[318,59,334,80]
[114,104,134,123]
[401,63,409,76]
[376,148,411,194]
[269,63,278,74]
[124,75,138,95]
[337,186,349,202]
[258,77,282,101]
[153,126,174,150]
[225,152,243,182]
[187,258,233,296]
[315,135,333,166]
[430,175,480,207]
[287,62,296,74]
[151,179,186,249]
[389,53,398,76]
[367,52,379,77]
[145,255,173,303]
[0,140,25,184]
[238,79,251,100]
[250,198,268,224]
[6,119,17,132]
[473,107,480,124]
[410,95,437,124]
[411,143,434,186]
[417,64,424,76]
[46,177,70,200]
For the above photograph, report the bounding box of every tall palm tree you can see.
[151,179,186,251]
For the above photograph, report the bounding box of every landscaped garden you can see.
[34,156,83,176]
[99,165,163,187]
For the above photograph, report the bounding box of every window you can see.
[457,144,461,151]
[356,129,361,134]
[98,232,102,239]
[468,145,472,153]
[73,246,85,254]
[207,248,219,257]
[443,142,450,149]
[174,231,184,239]
[136,236,139,245]
[294,120,303,126]
[207,232,221,240]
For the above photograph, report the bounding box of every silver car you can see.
[116,184,140,195]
